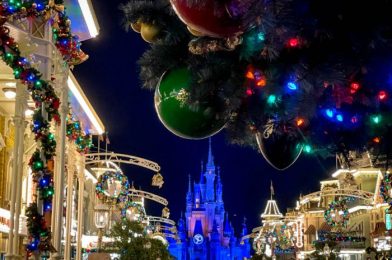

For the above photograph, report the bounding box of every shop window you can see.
[386,211,392,230]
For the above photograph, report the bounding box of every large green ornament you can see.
[154,68,225,139]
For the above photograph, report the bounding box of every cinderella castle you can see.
[168,139,251,259]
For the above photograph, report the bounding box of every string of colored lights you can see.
[0,0,87,255]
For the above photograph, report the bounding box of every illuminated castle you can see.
[168,139,251,259]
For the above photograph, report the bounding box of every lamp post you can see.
[323,243,331,260]
[94,204,109,252]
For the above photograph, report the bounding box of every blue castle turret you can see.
[169,138,251,259]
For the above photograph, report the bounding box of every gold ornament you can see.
[140,23,160,43]
[152,172,164,188]
[130,20,142,33]
[187,26,204,37]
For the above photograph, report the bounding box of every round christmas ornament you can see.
[154,68,226,139]
[187,26,205,37]
[255,128,303,171]
[140,23,160,43]
[131,20,142,33]
[170,0,250,38]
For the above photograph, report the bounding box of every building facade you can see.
[0,1,104,259]
[169,139,251,260]
[252,153,392,260]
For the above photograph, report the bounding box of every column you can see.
[64,144,75,260]
[12,88,28,258]
[76,156,85,260]
[5,83,27,260]
[51,74,69,259]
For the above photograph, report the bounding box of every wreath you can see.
[324,197,352,228]
[120,200,146,222]
[96,171,130,203]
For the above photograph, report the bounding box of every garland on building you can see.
[324,197,354,229]
[0,0,88,255]
[66,116,93,154]
[96,171,130,203]
[380,172,392,205]
[121,0,392,170]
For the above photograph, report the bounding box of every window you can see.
[386,211,391,230]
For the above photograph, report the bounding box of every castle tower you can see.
[205,138,216,202]
[186,175,193,210]
[199,161,206,202]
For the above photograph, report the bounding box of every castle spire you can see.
[206,137,215,170]
[188,174,192,192]
[199,160,205,184]
[241,217,248,237]
[216,167,223,203]
[270,180,275,200]
[186,174,193,204]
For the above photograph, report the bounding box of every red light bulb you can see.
[246,88,253,96]
[350,82,360,94]
[373,137,381,143]
[378,90,387,101]
[296,118,305,127]
[245,70,254,80]
[288,37,299,47]
[256,77,267,87]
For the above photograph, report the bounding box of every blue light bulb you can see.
[325,109,334,118]
[336,114,344,122]
[287,82,298,91]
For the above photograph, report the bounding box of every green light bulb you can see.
[303,144,312,154]
[372,115,381,124]
[267,95,277,105]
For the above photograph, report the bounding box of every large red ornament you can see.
[170,0,250,38]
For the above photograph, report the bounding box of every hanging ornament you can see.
[152,172,164,188]
[154,68,226,139]
[255,123,303,170]
[170,0,251,38]
[187,26,205,37]
[140,23,160,43]
[131,20,142,33]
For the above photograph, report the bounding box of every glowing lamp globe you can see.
[94,204,109,229]
[170,0,248,38]
[154,68,226,139]
[3,87,16,99]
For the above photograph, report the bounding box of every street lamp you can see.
[95,204,109,252]
[323,243,331,260]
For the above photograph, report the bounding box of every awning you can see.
[319,222,332,232]
[304,225,316,235]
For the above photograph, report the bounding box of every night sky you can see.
[73,0,336,234]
